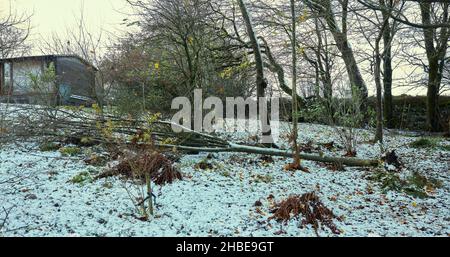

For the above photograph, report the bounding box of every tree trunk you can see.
[314,16,334,122]
[158,143,379,167]
[374,35,384,143]
[427,60,441,132]
[420,2,448,132]
[291,0,301,166]
[381,1,394,129]
[383,49,394,129]
[238,0,274,145]
[334,35,369,112]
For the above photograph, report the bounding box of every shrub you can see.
[28,63,59,106]
[370,170,404,193]
[111,85,146,119]
[299,100,330,124]
[331,86,375,156]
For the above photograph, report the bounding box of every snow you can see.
[0,108,449,237]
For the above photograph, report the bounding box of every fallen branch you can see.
[2,105,380,167]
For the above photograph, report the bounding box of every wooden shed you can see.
[0,55,98,105]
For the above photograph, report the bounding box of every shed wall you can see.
[0,56,97,105]
[12,60,44,95]
[56,57,96,99]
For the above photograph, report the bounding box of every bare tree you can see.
[355,0,405,141]
[126,0,212,95]
[373,14,390,143]
[304,0,369,117]
[359,0,450,132]
[443,54,450,95]
[209,0,308,108]
[0,7,31,58]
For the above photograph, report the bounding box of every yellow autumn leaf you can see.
[298,10,308,23]
[154,62,160,70]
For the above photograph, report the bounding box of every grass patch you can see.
[220,171,231,178]
[39,142,61,152]
[80,137,96,146]
[440,145,450,151]
[410,138,439,149]
[102,181,114,189]
[253,174,274,184]
[410,137,450,151]
[369,170,443,199]
[59,147,82,156]
[69,171,93,184]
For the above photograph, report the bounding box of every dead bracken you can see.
[269,192,341,235]
[96,152,182,185]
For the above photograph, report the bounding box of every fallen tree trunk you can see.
[155,122,379,167]
[156,143,379,167]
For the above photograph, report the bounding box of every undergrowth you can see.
[410,137,449,151]
[369,170,443,198]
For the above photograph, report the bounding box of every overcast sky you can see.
[1,0,132,52]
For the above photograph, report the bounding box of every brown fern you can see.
[269,192,341,235]
[96,152,182,185]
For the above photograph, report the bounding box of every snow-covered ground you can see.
[0,114,449,236]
